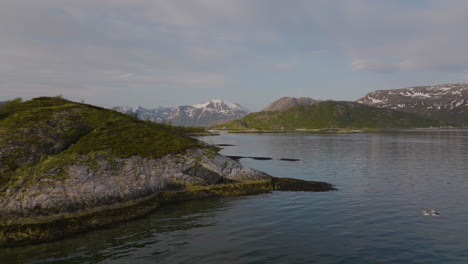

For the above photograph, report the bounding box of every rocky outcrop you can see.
[0,149,269,219]
[0,148,334,247]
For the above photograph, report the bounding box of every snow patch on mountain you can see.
[356,83,468,124]
[112,99,249,126]
[168,99,250,126]
[357,83,468,110]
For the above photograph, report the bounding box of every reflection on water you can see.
[2,130,468,264]
[0,199,230,264]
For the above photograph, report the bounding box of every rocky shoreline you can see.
[0,149,334,248]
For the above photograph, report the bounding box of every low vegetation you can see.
[219,101,440,130]
[0,97,203,191]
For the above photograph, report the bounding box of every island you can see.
[0,97,334,247]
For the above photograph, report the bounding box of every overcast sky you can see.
[1,0,468,110]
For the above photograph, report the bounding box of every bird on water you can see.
[422,208,440,216]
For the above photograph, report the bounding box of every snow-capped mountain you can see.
[356,83,468,124]
[111,106,175,122]
[168,99,250,126]
[112,99,249,126]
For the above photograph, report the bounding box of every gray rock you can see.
[0,148,270,219]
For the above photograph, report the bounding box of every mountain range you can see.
[228,83,468,129]
[113,99,250,127]
[356,83,468,125]
[111,83,468,128]
[111,105,174,123]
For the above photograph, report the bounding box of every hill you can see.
[221,101,440,130]
[261,97,321,112]
[0,97,202,188]
[357,83,468,125]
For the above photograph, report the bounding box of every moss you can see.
[201,148,218,159]
[221,161,228,171]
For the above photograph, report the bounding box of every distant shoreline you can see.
[209,127,468,134]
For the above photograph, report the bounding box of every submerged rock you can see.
[271,177,336,192]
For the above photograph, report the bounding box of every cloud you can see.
[309,0,468,73]
[0,0,467,103]
[352,59,417,73]
[0,1,259,100]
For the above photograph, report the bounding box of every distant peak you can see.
[262,96,321,112]
[192,99,242,109]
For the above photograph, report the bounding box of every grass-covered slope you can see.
[221,101,440,130]
[0,97,201,191]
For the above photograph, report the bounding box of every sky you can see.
[1,0,468,111]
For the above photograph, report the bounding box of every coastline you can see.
[0,177,334,248]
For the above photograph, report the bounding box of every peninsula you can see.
[0,97,334,247]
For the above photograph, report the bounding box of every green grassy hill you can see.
[0,97,204,190]
[220,101,440,130]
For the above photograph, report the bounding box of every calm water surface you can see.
[2,130,468,264]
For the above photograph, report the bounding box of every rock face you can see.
[356,83,468,124]
[0,149,270,219]
[262,97,321,112]
[112,99,250,127]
